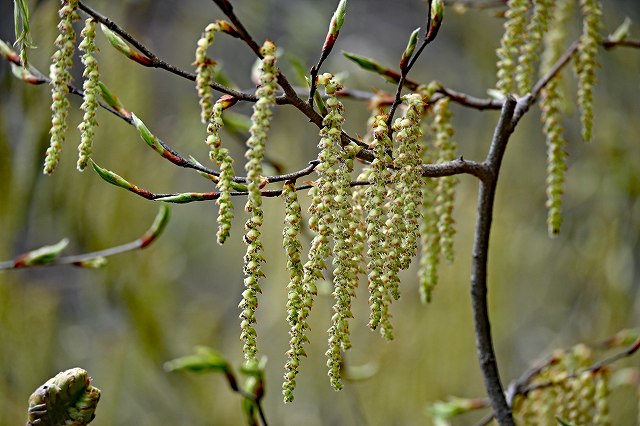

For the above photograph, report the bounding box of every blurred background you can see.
[0,0,639,424]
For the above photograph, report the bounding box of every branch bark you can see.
[470,96,517,426]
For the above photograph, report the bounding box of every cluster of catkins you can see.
[192,20,460,399]
[42,0,603,405]
[495,0,602,236]
[513,344,611,426]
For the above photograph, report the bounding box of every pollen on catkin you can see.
[392,93,425,272]
[575,0,602,142]
[432,98,458,263]
[194,22,221,124]
[365,115,395,339]
[593,369,611,426]
[207,96,237,244]
[541,77,568,237]
[515,0,554,94]
[239,40,277,361]
[539,0,576,76]
[495,0,530,96]
[539,0,574,237]
[418,149,440,304]
[281,182,308,402]
[77,18,99,171]
[45,0,79,175]
[312,73,360,391]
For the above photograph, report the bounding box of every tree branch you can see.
[471,96,517,426]
[0,205,169,270]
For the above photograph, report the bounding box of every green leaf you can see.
[155,193,214,204]
[13,0,35,64]
[10,63,43,84]
[100,24,152,66]
[342,51,402,85]
[343,51,387,74]
[97,81,130,118]
[344,361,379,382]
[164,346,231,374]
[90,160,135,191]
[131,113,165,155]
[426,397,488,422]
[287,54,310,87]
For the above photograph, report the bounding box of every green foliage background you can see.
[0,1,639,424]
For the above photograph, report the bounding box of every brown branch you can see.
[601,38,640,50]
[386,2,432,130]
[95,156,487,204]
[443,0,508,9]
[437,86,503,110]
[471,96,517,426]
[77,2,268,103]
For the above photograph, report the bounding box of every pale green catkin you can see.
[593,370,611,426]
[538,0,574,237]
[239,40,277,361]
[575,0,602,142]
[365,115,395,339]
[512,345,606,424]
[77,18,99,171]
[194,22,220,124]
[496,0,530,95]
[206,97,236,245]
[350,169,368,279]
[313,73,360,391]
[515,0,554,94]
[541,77,568,237]
[432,98,458,263]
[417,84,442,303]
[281,182,307,403]
[540,0,576,75]
[393,93,425,272]
[45,0,79,175]
[196,22,237,244]
[418,154,440,304]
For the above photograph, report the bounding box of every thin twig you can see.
[601,38,640,50]
[386,3,432,131]
[0,206,169,270]
[77,1,268,103]
[95,154,486,204]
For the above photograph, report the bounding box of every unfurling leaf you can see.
[14,239,69,268]
[100,24,152,66]
[26,368,100,426]
[164,346,231,373]
[400,27,420,69]
[426,0,444,42]
[608,17,631,43]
